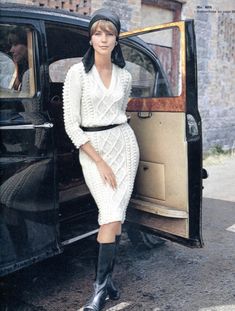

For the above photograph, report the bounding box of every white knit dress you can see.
[63,62,139,225]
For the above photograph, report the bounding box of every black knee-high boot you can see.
[83,242,116,311]
[107,234,121,300]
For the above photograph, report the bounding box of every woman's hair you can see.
[8,27,27,46]
[90,20,118,37]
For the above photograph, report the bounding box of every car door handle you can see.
[34,123,54,128]
[0,122,54,130]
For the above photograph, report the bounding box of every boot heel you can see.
[83,280,108,311]
[107,276,120,300]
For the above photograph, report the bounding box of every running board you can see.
[130,198,188,219]
[61,229,99,246]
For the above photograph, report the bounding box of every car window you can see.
[0,24,36,98]
[122,26,181,98]
[121,44,157,97]
[45,23,176,99]
[45,23,88,84]
[137,26,181,97]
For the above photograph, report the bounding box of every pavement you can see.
[203,154,235,202]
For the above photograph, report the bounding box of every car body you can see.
[0,3,204,277]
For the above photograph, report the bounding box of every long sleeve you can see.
[122,70,132,112]
[63,64,89,149]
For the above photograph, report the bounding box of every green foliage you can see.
[211,144,225,155]
[203,144,231,161]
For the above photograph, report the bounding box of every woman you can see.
[63,8,139,311]
[8,27,28,91]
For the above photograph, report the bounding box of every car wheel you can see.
[126,226,165,249]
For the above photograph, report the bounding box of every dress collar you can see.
[93,64,115,92]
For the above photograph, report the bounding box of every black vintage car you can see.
[0,3,204,277]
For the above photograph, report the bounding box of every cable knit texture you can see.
[63,62,139,225]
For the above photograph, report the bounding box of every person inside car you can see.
[63,8,139,311]
[8,27,29,92]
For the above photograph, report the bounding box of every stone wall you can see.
[182,0,235,152]
[1,0,33,3]
[1,0,91,15]
[90,0,141,30]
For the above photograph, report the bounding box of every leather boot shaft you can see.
[83,242,116,311]
[107,234,121,300]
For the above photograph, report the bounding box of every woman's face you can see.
[10,43,27,64]
[91,25,116,58]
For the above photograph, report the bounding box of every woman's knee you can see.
[101,221,119,230]
[99,221,121,235]
[108,221,121,232]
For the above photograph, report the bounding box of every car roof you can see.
[0,3,159,62]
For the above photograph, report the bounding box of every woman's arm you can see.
[63,64,90,148]
[122,71,132,112]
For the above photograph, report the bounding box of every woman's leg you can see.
[84,241,116,311]
[84,222,122,310]
[97,221,122,301]
[84,221,121,311]
[97,221,122,243]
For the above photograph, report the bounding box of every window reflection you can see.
[0,24,35,98]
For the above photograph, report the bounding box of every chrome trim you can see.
[61,229,99,246]
[0,122,54,130]
[34,123,54,128]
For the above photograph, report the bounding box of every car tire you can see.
[126,226,165,249]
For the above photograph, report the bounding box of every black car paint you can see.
[185,21,203,246]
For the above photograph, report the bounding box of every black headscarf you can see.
[82,8,126,73]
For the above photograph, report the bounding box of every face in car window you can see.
[8,28,29,91]
[0,25,35,98]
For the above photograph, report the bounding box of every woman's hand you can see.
[80,142,117,189]
[96,159,117,190]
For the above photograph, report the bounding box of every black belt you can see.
[81,124,121,132]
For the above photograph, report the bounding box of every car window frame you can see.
[0,20,40,100]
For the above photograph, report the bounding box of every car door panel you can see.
[120,20,203,247]
[128,111,189,240]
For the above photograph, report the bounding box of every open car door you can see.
[120,20,203,248]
